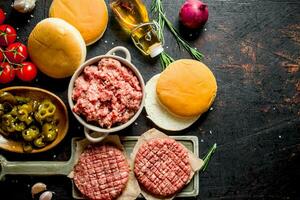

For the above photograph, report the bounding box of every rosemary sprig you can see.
[151,0,164,40]
[151,0,204,61]
[159,51,174,69]
[151,0,174,70]
[201,143,217,172]
[160,11,204,60]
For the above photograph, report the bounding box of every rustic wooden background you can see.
[0,0,299,199]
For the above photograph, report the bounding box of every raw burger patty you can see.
[74,144,130,200]
[134,138,191,197]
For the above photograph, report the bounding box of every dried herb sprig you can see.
[201,143,217,172]
[151,0,204,62]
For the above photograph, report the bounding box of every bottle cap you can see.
[149,44,164,58]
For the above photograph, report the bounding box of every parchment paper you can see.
[68,135,141,200]
[130,128,204,200]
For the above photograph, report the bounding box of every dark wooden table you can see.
[0,0,299,199]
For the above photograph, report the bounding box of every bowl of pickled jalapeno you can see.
[0,86,69,153]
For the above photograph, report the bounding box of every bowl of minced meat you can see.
[68,47,145,142]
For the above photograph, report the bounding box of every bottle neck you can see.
[149,43,164,58]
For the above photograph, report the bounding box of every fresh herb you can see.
[159,51,174,69]
[201,143,217,172]
[151,0,174,69]
[151,0,164,41]
[151,0,204,64]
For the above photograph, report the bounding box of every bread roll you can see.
[145,74,199,131]
[28,18,86,78]
[49,0,108,45]
[156,59,217,117]
[145,60,217,131]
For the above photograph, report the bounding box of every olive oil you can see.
[110,0,163,57]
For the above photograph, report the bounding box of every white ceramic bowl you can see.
[68,46,145,142]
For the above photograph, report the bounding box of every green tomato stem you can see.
[0,48,22,67]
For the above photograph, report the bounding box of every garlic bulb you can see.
[13,0,37,13]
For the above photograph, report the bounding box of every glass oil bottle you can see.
[110,0,164,57]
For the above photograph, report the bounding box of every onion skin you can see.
[179,0,209,29]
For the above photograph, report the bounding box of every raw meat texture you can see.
[134,138,191,197]
[72,58,142,128]
[74,144,130,200]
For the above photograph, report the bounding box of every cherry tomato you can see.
[0,9,5,24]
[0,62,15,83]
[16,62,37,82]
[0,48,3,62]
[0,24,17,46]
[5,42,28,63]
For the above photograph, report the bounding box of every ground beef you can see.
[74,144,130,200]
[134,138,191,197]
[72,58,143,128]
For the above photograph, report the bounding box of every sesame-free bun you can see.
[145,74,200,131]
[49,0,108,45]
[28,18,86,79]
[145,59,217,131]
[156,59,217,118]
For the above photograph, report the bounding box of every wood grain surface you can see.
[0,0,299,199]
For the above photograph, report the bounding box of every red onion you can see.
[179,0,209,29]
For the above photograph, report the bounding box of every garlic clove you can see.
[31,182,47,198]
[13,0,37,13]
[39,191,53,200]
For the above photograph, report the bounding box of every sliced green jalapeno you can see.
[42,123,58,142]
[0,92,17,104]
[33,136,46,148]
[22,125,40,142]
[35,100,56,123]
